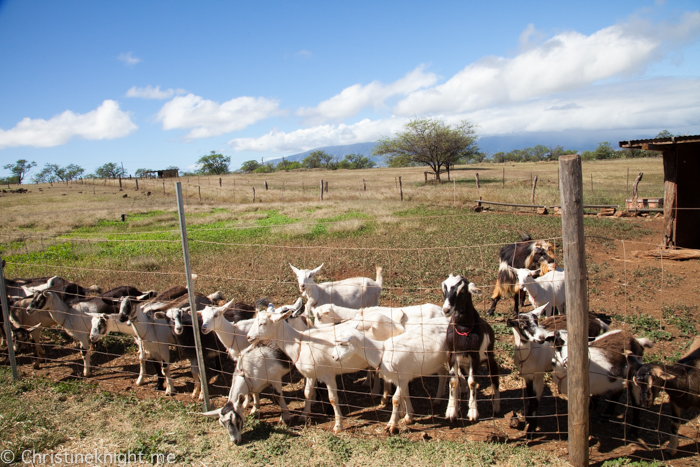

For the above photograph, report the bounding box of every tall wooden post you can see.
[252,187,256,202]
[475,173,480,189]
[198,186,201,202]
[175,183,210,411]
[400,177,403,201]
[219,177,222,187]
[135,178,139,190]
[0,256,19,380]
[320,180,324,201]
[559,155,589,467]
[662,148,678,248]
[531,175,538,207]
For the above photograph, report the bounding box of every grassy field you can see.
[2,157,697,466]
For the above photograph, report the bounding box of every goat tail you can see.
[375,266,384,288]
[637,337,654,349]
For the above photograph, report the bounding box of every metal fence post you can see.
[0,257,19,380]
[559,155,589,466]
[175,183,210,411]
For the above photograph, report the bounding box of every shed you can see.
[144,169,179,179]
[619,135,700,249]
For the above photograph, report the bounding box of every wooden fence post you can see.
[252,187,256,202]
[0,255,19,380]
[559,155,589,467]
[325,181,328,193]
[632,172,643,213]
[198,185,201,202]
[475,173,480,189]
[135,178,139,190]
[219,177,222,187]
[363,179,366,191]
[531,175,538,208]
[162,180,165,195]
[320,180,323,201]
[502,168,505,188]
[265,181,268,191]
[400,176,403,201]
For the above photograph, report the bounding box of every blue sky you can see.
[1,0,699,176]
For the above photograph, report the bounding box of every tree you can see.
[134,168,152,178]
[338,154,376,170]
[31,163,82,184]
[3,159,36,184]
[386,153,418,167]
[373,118,478,182]
[240,160,260,173]
[655,130,674,139]
[197,151,230,175]
[303,150,336,169]
[95,162,127,178]
[593,142,618,160]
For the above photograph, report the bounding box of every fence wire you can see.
[1,219,699,461]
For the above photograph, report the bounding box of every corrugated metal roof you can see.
[619,135,700,148]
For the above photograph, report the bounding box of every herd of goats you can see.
[1,235,699,455]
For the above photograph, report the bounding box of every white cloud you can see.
[296,50,313,58]
[0,100,137,149]
[471,78,700,135]
[296,65,438,124]
[156,93,283,139]
[118,52,141,66]
[394,12,700,116]
[228,77,700,153]
[126,85,186,99]
[229,118,405,153]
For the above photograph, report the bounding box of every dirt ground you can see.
[4,216,700,465]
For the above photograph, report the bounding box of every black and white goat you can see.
[486,234,556,316]
[506,304,609,435]
[633,336,700,456]
[442,274,500,422]
[550,329,653,431]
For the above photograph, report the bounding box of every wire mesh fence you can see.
[1,200,698,461]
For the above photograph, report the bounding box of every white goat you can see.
[515,267,566,317]
[26,291,96,376]
[203,342,294,444]
[333,317,450,433]
[313,303,442,327]
[87,312,150,386]
[289,263,383,316]
[246,299,370,433]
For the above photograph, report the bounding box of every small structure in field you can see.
[143,169,179,179]
[619,135,700,249]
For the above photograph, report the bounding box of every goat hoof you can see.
[384,424,399,434]
[33,361,41,370]
[332,424,343,434]
[403,415,413,425]
[468,408,479,422]
[445,407,458,422]
[379,397,388,407]
[279,416,290,426]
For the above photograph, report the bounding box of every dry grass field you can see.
[2,157,698,466]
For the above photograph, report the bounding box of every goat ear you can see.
[651,367,675,381]
[201,408,223,418]
[531,304,548,317]
[531,268,543,279]
[289,263,300,276]
[272,307,294,322]
[310,264,323,276]
[468,282,481,295]
[153,311,167,320]
[506,318,518,328]
[455,280,465,296]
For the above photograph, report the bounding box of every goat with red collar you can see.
[442,274,500,422]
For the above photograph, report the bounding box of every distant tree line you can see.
[238,151,376,174]
[0,130,676,185]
